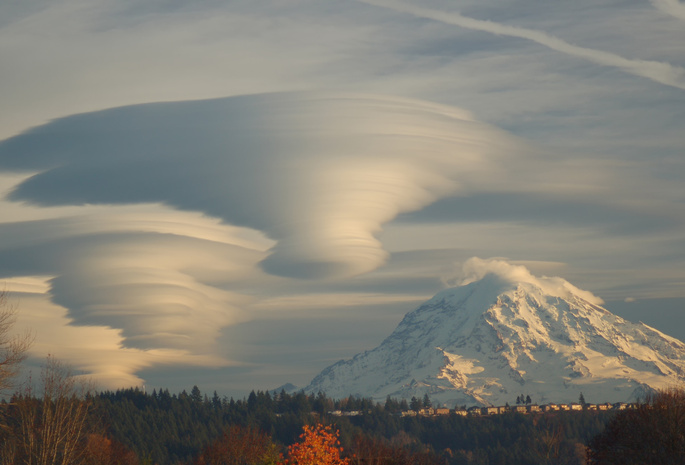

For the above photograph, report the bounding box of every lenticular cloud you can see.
[0,92,522,279]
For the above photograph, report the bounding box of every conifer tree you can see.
[191,385,203,403]
[410,396,421,412]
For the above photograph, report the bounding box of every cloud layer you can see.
[0,92,532,385]
[1,93,523,280]
[0,206,269,353]
[650,0,685,20]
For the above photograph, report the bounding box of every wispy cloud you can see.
[650,0,685,20]
[358,0,685,90]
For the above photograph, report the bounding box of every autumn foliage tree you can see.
[82,433,139,465]
[284,424,350,465]
[192,425,280,465]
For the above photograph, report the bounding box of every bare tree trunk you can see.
[0,290,33,394]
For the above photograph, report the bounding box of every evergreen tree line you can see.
[88,386,613,465]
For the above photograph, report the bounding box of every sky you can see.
[0,0,683,398]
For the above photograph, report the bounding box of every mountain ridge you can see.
[303,259,685,406]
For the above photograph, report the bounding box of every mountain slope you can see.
[304,259,685,406]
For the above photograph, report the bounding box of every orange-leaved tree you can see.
[284,424,350,465]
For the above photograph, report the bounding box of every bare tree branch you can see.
[0,290,34,394]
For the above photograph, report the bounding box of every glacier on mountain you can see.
[304,258,685,406]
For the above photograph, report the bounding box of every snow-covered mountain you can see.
[304,258,685,406]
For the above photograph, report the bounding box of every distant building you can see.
[468,406,482,416]
[483,406,500,415]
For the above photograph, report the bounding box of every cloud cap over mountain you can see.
[461,257,604,306]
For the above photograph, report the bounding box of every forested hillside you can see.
[91,387,610,465]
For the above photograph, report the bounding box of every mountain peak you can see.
[304,258,685,406]
[459,257,604,305]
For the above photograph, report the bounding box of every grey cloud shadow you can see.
[605,298,685,343]
[400,31,523,60]
[395,192,681,235]
[0,94,279,231]
[219,302,416,363]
